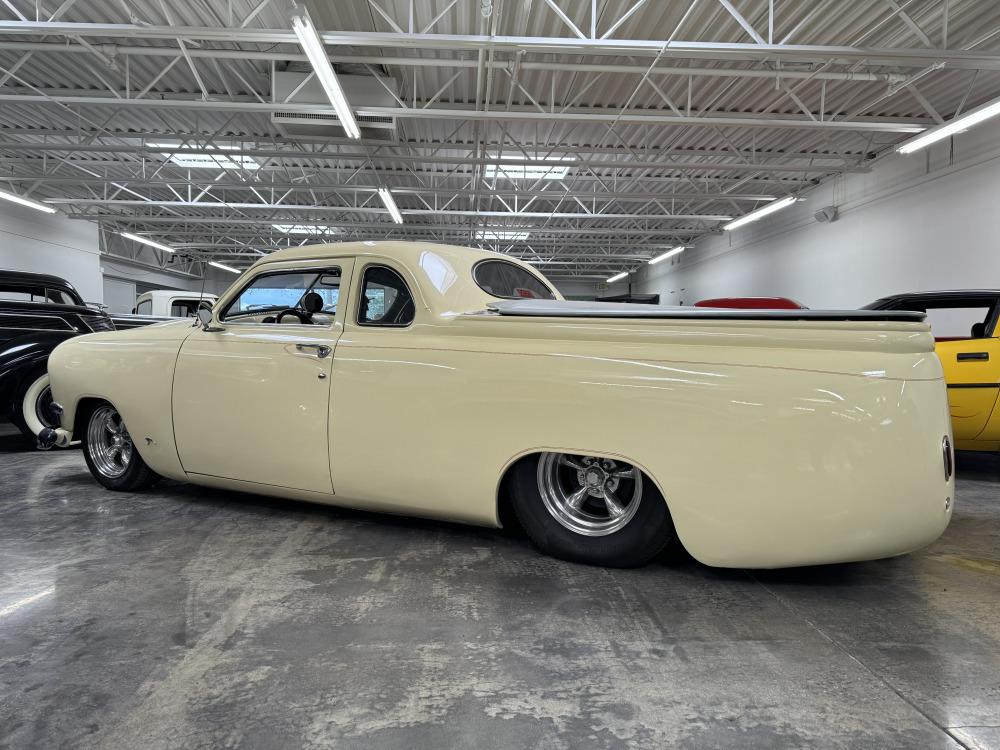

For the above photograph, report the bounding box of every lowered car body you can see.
[44,242,953,568]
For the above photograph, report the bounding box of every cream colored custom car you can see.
[42,241,954,568]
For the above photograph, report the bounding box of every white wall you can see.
[635,122,1000,308]
[0,199,102,301]
[552,278,601,299]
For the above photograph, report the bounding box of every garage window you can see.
[358,265,415,327]
[473,260,555,300]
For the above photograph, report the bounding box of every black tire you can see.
[509,453,677,568]
[81,402,160,491]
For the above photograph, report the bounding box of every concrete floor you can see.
[1,424,999,750]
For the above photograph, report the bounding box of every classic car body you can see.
[866,290,1000,452]
[0,269,115,438]
[44,242,954,568]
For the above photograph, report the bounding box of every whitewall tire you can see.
[19,372,57,438]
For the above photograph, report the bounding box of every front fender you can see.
[0,332,77,413]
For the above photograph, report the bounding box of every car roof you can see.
[255,240,506,268]
[138,289,217,301]
[228,240,561,318]
[0,268,78,290]
[878,290,1000,299]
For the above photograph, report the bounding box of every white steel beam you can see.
[0,41,914,82]
[1,23,998,69]
[0,94,928,132]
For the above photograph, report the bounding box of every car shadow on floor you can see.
[41,463,888,586]
[0,422,34,453]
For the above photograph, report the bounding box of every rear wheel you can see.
[82,403,160,491]
[509,452,676,567]
[12,371,58,439]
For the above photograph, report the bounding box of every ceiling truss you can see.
[0,0,998,279]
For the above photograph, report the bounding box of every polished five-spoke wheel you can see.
[537,453,642,536]
[82,402,160,491]
[87,405,134,479]
[510,452,677,568]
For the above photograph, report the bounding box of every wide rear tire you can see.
[509,452,676,568]
[82,402,160,491]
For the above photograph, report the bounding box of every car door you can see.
[172,259,353,493]
[928,297,1000,441]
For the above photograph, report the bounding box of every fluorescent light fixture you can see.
[0,188,56,213]
[272,224,342,235]
[209,261,241,274]
[648,245,685,265]
[484,156,572,181]
[475,229,530,241]
[607,271,629,283]
[897,96,1000,154]
[723,196,797,231]
[290,5,360,140]
[149,143,258,170]
[120,231,175,253]
[378,187,403,224]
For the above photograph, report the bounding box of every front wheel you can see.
[82,403,160,491]
[509,452,677,568]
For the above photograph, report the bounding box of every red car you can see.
[694,296,806,310]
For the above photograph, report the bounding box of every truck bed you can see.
[487,299,925,323]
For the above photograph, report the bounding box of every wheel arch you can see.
[494,446,673,530]
[71,396,109,441]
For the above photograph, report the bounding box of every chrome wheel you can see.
[536,452,643,536]
[87,405,134,479]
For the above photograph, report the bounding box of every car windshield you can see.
[0,283,80,305]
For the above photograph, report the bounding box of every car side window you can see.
[920,304,997,339]
[135,299,152,315]
[220,268,341,325]
[357,265,415,327]
[170,299,202,317]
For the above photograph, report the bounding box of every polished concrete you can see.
[1,424,999,750]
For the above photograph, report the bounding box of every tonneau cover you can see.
[486,299,925,322]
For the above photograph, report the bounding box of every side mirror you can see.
[197,307,224,332]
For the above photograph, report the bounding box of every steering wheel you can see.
[275,308,313,324]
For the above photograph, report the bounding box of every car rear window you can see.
[473,260,555,300]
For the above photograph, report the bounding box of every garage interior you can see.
[2,1,1000,748]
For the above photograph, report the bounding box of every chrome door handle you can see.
[295,343,331,358]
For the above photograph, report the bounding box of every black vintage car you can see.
[0,269,115,439]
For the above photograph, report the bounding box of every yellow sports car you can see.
[866,290,1000,451]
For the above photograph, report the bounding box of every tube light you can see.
[0,188,56,214]
[120,231,175,253]
[378,188,404,224]
[723,196,797,231]
[290,5,361,140]
[897,96,1000,154]
[607,271,629,283]
[648,245,685,265]
[209,261,241,274]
